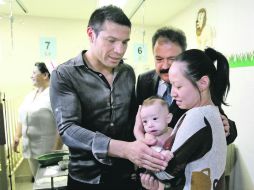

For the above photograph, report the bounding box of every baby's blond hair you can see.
[142,96,169,112]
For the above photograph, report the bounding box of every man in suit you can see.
[136,27,237,144]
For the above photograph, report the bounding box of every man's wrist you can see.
[108,139,128,159]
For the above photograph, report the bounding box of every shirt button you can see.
[110,123,114,127]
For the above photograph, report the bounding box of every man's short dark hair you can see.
[88,5,131,36]
[152,27,187,51]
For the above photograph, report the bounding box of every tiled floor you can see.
[14,176,33,190]
[14,159,34,190]
[15,181,33,190]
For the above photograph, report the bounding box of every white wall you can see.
[1,1,253,188]
[0,16,87,97]
[166,0,254,189]
[0,15,157,103]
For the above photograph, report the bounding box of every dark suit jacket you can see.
[136,70,237,144]
[136,70,159,106]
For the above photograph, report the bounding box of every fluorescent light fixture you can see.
[0,0,6,5]
[97,0,127,8]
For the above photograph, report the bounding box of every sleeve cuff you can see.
[92,131,112,165]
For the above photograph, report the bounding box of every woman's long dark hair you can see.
[175,47,230,106]
[35,62,50,78]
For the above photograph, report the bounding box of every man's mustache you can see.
[159,69,169,74]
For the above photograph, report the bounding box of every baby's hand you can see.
[143,133,157,145]
[160,150,174,162]
[145,133,156,141]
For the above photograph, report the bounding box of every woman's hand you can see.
[134,105,145,140]
[134,105,157,145]
[140,173,160,190]
[13,123,22,153]
[13,137,20,153]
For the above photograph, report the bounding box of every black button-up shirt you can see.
[50,50,137,184]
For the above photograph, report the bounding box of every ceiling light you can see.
[0,0,6,5]
[97,0,127,8]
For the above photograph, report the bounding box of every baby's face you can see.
[140,103,172,136]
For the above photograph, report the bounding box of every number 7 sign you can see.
[40,37,57,59]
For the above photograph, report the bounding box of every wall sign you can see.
[133,43,147,63]
[40,37,56,59]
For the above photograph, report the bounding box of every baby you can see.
[139,96,174,182]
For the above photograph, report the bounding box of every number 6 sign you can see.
[134,43,147,63]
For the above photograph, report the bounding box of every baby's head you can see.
[140,96,173,136]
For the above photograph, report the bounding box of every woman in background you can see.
[13,62,62,179]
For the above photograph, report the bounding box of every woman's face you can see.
[31,66,46,87]
[169,61,201,109]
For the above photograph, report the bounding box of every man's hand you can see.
[221,114,230,137]
[115,140,168,172]
[125,140,168,171]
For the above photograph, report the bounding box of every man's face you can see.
[89,20,130,70]
[140,103,171,137]
[153,38,183,83]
